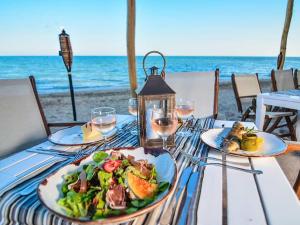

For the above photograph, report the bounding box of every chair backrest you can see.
[0,76,49,158]
[294,69,300,89]
[231,73,262,113]
[165,69,219,118]
[271,69,296,91]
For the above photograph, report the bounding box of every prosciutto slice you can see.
[106,184,126,209]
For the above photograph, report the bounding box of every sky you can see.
[0,0,299,56]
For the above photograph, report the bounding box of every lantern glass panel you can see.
[138,93,176,148]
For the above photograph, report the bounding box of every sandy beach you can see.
[40,80,273,122]
[39,80,299,185]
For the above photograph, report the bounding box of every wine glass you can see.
[175,98,195,137]
[151,108,178,150]
[91,107,116,148]
[128,98,138,135]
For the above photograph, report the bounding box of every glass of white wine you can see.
[91,107,116,148]
[175,98,195,137]
[128,98,138,135]
[151,108,178,150]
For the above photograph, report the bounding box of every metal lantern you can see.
[59,29,77,121]
[138,51,176,148]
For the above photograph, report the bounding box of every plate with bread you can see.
[201,122,287,157]
[48,123,116,146]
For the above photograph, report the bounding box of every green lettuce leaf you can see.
[98,170,112,189]
[158,182,170,193]
[93,151,109,163]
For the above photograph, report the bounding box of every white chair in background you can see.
[165,69,219,118]
[231,73,295,139]
[294,69,300,89]
[271,69,296,91]
[0,76,84,158]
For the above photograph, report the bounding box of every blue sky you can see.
[0,0,299,56]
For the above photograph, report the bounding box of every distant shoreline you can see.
[39,79,272,97]
[1,55,300,58]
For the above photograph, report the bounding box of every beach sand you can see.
[41,81,271,122]
[39,80,299,185]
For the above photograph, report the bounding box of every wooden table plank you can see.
[251,157,300,225]
[226,155,267,225]
[197,157,222,225]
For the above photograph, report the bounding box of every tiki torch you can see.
[59,29,77,121]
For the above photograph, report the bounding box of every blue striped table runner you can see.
[0,117,214,225]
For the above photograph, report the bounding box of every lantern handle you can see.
[142,51,166,79]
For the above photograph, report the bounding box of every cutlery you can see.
[159,167,193,225]
[177,172,200,225]
[0,157,66,197]
[190,158,263,174]
[180,151,249,166]
[27,148,78,157]
[15,157,66,178]
[36,146,86,154]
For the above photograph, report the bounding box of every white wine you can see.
[128,106,138,116]
[92,116,116,134]
[176,105,194,119]
[151,117,178,138]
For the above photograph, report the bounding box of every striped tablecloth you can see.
[0,117,215,225]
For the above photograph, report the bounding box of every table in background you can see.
[0,117,299,225]
[256,90,300,140]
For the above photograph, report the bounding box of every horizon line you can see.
[0,55,300,57]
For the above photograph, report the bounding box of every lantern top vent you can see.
[138,74,175,96]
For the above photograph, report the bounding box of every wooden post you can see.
[127,0,137,97]
[277,0,294,70]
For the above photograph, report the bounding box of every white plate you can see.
[38,147,177,224]
[201,128,287,157]
[48,126,116,146]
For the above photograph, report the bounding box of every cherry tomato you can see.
[103,160,122,173]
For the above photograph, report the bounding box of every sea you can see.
[0,56,299,94]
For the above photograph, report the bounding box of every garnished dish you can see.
[200,122,287,157]
[223,122,264,152]
[58,151,169,219]
[38,147,177,224]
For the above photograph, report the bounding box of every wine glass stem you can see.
[162,136,168,150]
[102,136,108,149]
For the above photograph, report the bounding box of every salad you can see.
[57,151,170,220]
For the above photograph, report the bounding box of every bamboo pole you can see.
[127,0,137,97]
[277,0,294,70]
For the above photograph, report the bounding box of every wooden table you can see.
[0,117,299,225]
[256,90,300,140]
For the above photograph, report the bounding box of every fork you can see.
[180,151,250,166]
[27,148,78,157]
[190,157,262,174]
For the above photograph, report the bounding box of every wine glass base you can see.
[176,130,193,137]
[130,130,138,135]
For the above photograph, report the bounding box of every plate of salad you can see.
[38,147,177,224]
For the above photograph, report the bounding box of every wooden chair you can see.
[165,69,219,119]
[0,76,84,158]
[294,69,300,89]
[231,73,295,139]
[294,170,300,199]
[283,142,300,199]
[271,69,296,91]
[270,69,297,140]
